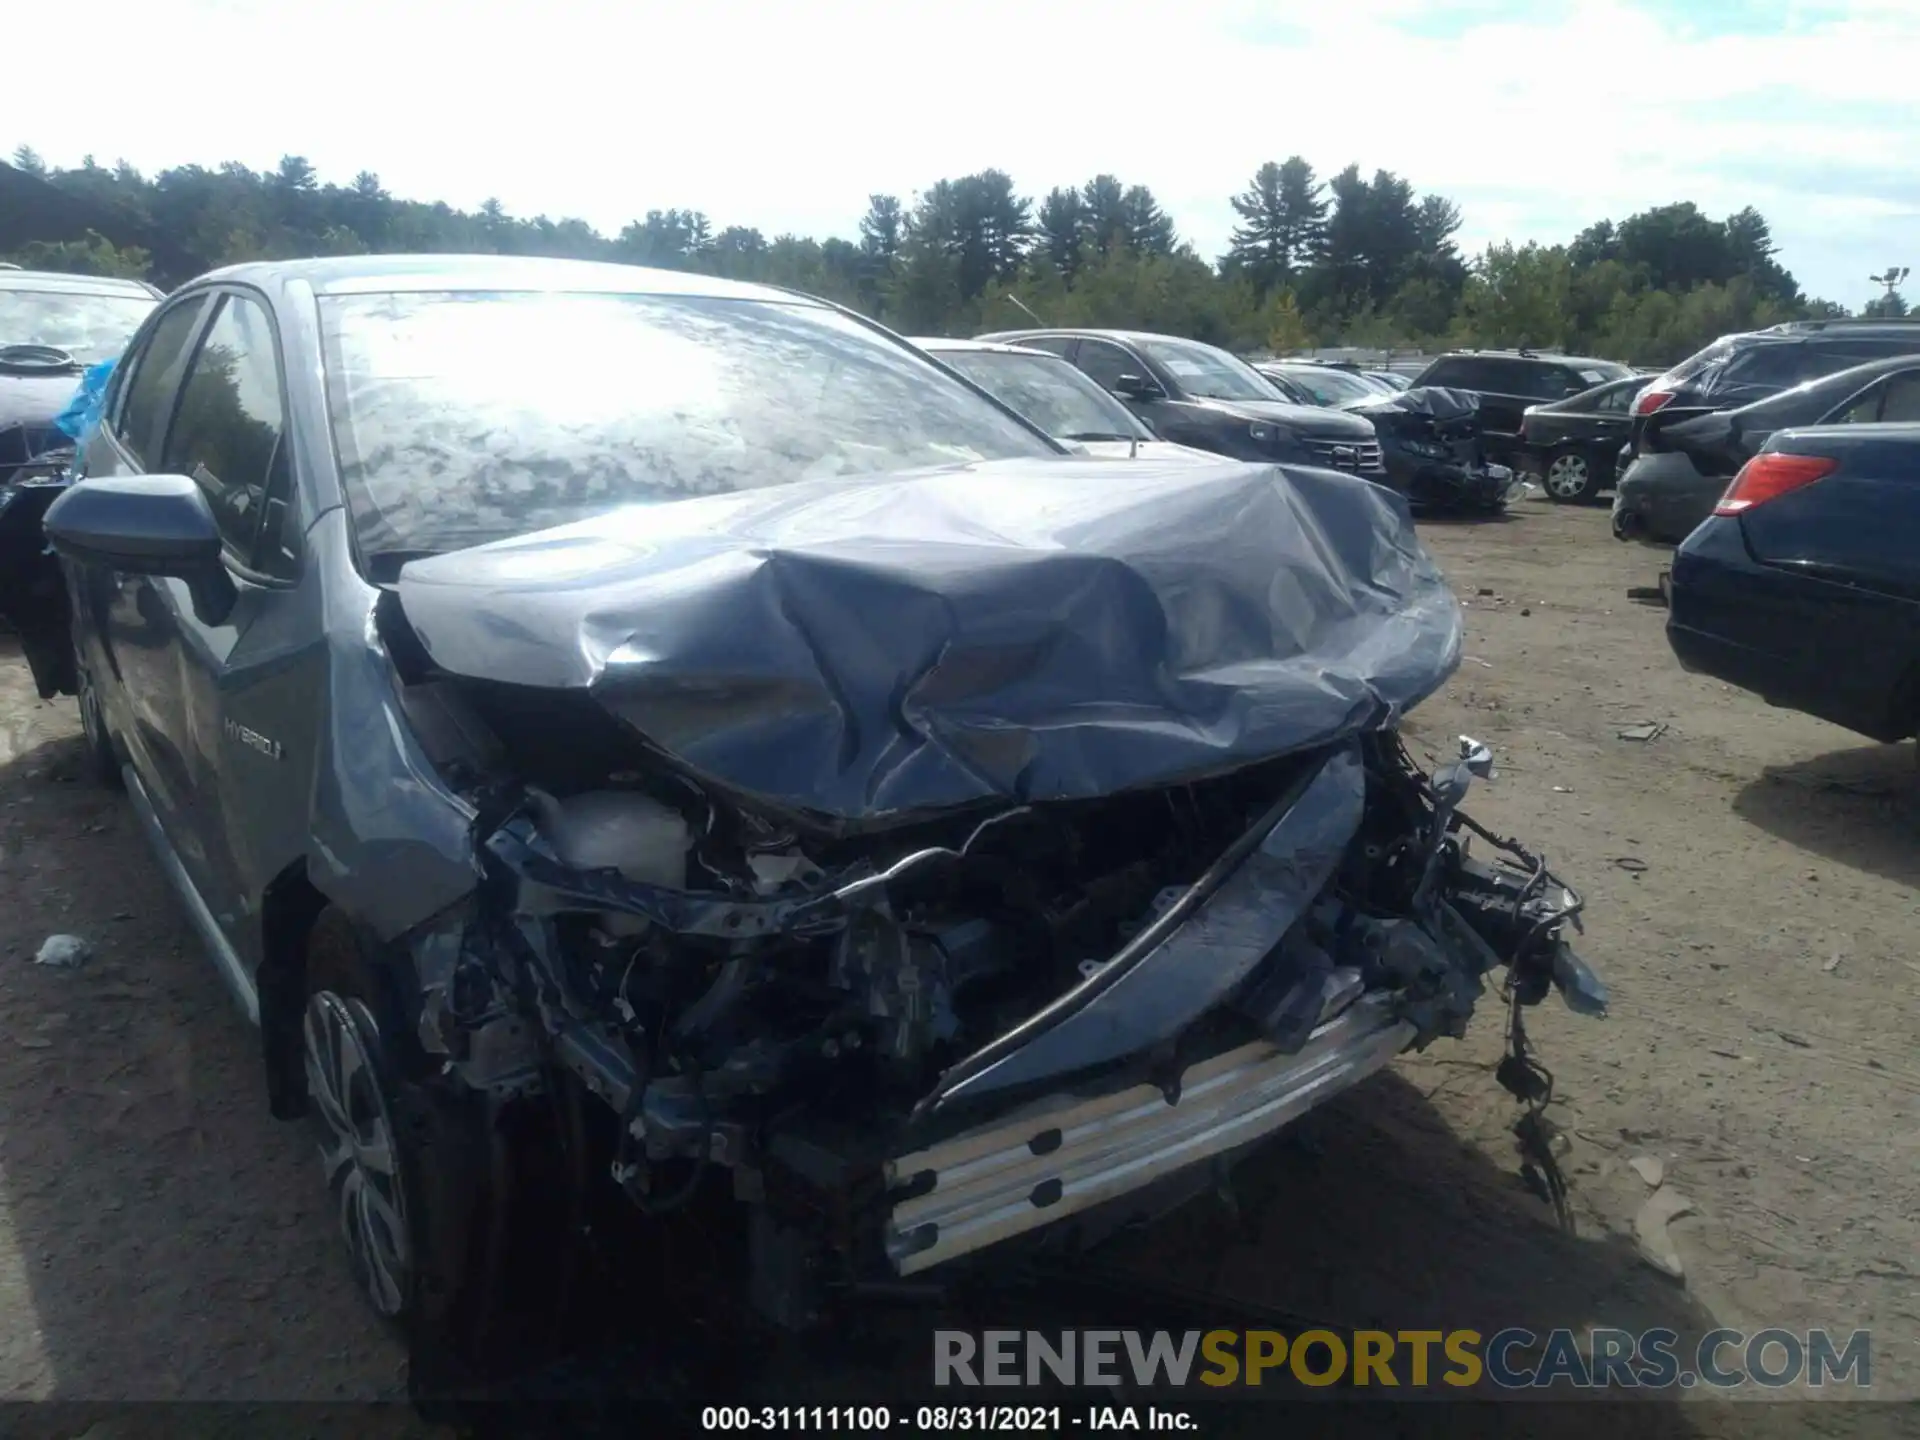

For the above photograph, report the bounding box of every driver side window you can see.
[1075,339,1142,393]
[160,292,295,577]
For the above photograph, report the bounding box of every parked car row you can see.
[966,327,1527,513]
[1617,340,1920,542]
[0,254,1601,1394]
[915,315,1920,792]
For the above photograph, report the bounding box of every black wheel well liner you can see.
[257,860,329,1120]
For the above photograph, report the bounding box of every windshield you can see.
[1,288,155,365]
[939,349,1149,441]
[1139,337,1282,403]
[1268,366,1379,406]
[319,290,1058,564]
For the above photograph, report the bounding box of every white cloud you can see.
[12,0,1918,305]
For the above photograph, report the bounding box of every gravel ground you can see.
[0,497,1914,1432]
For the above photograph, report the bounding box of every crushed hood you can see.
[394,456,1462,828]
[1346,386,1481,425]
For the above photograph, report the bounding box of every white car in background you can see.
[912,336,1220,464]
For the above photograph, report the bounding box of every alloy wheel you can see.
[303,990,413,1317]
[1544,453,1592,499]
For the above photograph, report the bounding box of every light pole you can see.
[1869,266,1910,301]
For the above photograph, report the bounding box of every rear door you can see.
[1577,377,1639,443]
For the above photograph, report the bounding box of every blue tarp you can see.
[51,358,116,455]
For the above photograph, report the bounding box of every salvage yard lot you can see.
[0,498,1914,1426]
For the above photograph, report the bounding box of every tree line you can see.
[6,143,1902,369]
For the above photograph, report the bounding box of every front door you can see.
[79,293,215,845]
[146,288,322,964]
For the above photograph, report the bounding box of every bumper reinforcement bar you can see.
[884,993,1415,1275]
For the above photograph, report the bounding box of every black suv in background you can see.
[975,327,1385,478]
[1629,319,1920,456]
[1410,350,1635,460]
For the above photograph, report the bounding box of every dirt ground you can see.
[0,497,1915,1428]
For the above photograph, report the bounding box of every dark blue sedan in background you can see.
[1667,422,1920,746]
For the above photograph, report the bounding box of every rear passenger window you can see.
[1075,339,1142,392]
[161,293,291,571]
[1538,368,1589,399]
[114,298,209,469]
[1880,373,1920,423]
[1017,335,1075,359]
[1834,385,1884,425]
[1422,358,1495,390]
[1723,343,1819,389]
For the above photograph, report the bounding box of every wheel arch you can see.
[256,860,329,1120]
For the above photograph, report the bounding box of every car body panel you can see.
[1611,451,1726,544]
[1666,423,1920,743]
[1071,437,1222,463]
[393,454,1462,827]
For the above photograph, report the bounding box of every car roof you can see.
[0,267,162,299]
[912,336,1059,358]
[977,326,1207,350]
[186,254,812,305]
[1429,349,1625,370]
[1774,420,1920,443]
[1759,319,1920,338]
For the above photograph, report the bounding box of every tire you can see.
[1542,448,1603,504]
[75,659,123,791]
[302,910,425,1326]
[299,908,578,1396]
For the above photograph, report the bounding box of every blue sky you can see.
[13,0,1916,309]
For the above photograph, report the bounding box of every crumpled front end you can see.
[375,456,1602,1324]
[1350,387,1530,513]
[402,712,1602,1319]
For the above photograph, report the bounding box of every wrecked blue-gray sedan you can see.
[38,255,1604,1387]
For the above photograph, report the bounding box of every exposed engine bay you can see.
[388,647,1606,1327]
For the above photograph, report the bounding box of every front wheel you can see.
[300,908,580,1395]
[1542,448,1603,504]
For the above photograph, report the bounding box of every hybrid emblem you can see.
[224,717,283,761]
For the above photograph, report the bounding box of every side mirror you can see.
[1112,373,1165,401]
[44,474,237,626]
